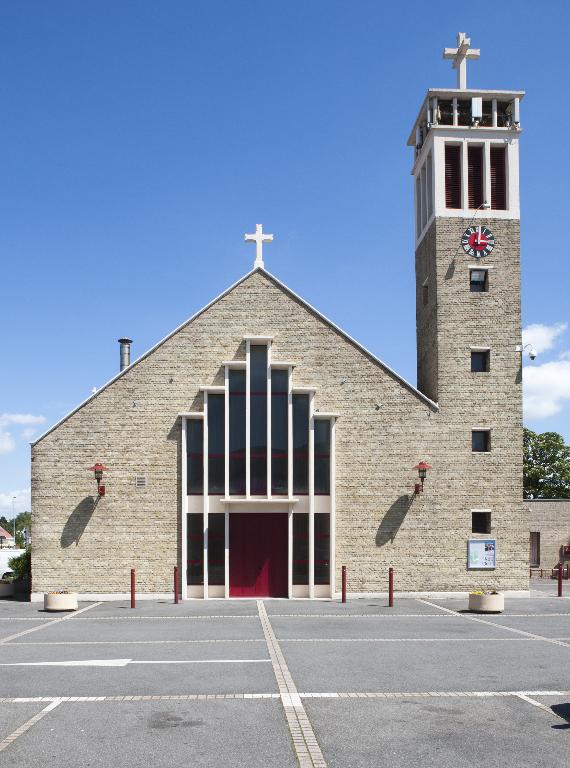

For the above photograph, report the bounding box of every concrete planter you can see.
[44,592,78,611]
[468,592,504,613]
[0,581,14,598]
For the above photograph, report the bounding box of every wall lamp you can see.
[413,461,432,494]
[89,463,108,497]
[516,343,537,361]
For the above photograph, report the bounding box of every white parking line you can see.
[418,599,570,649]
[0,658,271,667]
[0,698,62,753]
[0,602,102,644]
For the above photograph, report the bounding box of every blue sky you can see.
[1,1,569,516]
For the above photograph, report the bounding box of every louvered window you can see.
[467,146,484,209]
[445,145,461,209]
[490,146,507,210]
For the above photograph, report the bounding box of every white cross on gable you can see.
[244,223,273,269]
[443,32,480,90]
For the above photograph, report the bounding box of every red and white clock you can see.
[461,226,495,258]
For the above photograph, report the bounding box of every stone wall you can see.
[32,261,528,595]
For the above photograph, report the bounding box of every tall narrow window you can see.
[208,513,225,586]
[490,146,507,210]
[250,345,267,495]
[314,514,330,585]
[445,145,461,209]
[426,152,433,218]
[293,394,309,494]
[314,420,331,495]
[467,145,484,209]
[415,176,422,237]
[187,420,203,494]
[208,395,224,494]
[293,513,309,585]
[187,513,203,585]
[229,369,246,494]
[271,369,288,495]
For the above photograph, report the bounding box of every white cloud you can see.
[523,359,570,419]
[21,428,38,441]
[0,414,46,428]
[522,322,567,355]
[0,431,16,455]
[0,488,30,516]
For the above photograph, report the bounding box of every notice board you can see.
[467,539,496,570]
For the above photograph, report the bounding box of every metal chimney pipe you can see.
[118,338,132,372]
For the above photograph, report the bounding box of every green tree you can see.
[0,511,31,547]
[524,428,570,499]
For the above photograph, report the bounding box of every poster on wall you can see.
[467,539,496,569]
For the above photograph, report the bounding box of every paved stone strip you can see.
[0,602,102,644]
[2,689,570,704]
[257,600,327,768]
[0,698,62,753]
[418,599,570,649]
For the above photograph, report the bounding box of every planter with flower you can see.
[44,590,78,611]
[468,589,504,613]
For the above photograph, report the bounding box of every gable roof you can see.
[0,526,14,540]
[32,267,438,445]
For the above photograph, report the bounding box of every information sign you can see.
[467,539,496,570]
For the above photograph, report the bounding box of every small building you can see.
[31,34,528,600]
[527,499,570,573]
[0,526,15,549]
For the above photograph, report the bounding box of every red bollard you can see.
[174,566,179,604]
[388,567,394,608]
[558,563,563,597]
[131,568,136,609]
[341,566,347,604]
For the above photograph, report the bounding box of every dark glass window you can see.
[437,99,453,125]
[457,99,471,126]
[472,430,491,452]
[208,513,225,586]
[293,394,309,494]
[314,420,331,495]
[470,269,488,292]
[293,513,308,585]
[314,514,330,585]
[187,513,203,585]
[471,350,490,373]
[250,345,268,495]
[229,369,246,495]
[271,369,288,495]
[208,395,225,494]
[472,511,491,534]
[187,420,203,494]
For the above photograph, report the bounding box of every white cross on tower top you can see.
[244,223,273,269]
[443,32,480,90]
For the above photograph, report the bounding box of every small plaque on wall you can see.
[468,539,496,570]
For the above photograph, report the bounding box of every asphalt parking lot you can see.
[0,582,569,767]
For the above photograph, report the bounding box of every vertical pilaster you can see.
[203,394,209,599]
[181,417,188,601]
[245,341,251,499]
[308,392,315,599]
[287,367,293,498]
[287,506,293,599]
[267,343,272,498]
[330,417,336,599]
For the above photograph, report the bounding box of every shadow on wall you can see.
[375,494,414,547]
[60,496,99,548]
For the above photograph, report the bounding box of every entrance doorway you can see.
[229,513,288,597]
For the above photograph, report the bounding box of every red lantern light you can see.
[413,461,432,493]
[89,463,108,495]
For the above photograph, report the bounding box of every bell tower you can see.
[410,32,523,407]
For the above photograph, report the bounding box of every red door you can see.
[229,514,288,597]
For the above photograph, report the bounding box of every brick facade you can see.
[31,258,528,596]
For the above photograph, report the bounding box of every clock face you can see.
[461,226,495,258]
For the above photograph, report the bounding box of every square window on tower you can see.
[470,269,488,292]
[472,430,491,453]
[471,350,490,372]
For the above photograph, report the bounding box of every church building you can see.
[31,35,528,600]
